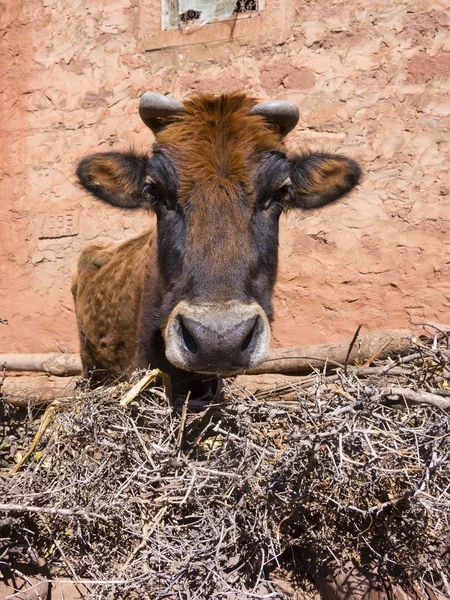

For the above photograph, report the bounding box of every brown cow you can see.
[72,92,361,400]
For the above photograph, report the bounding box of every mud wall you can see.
[0,0,449,353]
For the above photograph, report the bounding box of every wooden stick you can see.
[380,387,450,410]
[1,375,78,407]
[247,329,414,374]
[0,353,82,375]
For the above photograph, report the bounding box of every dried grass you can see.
[1,331,449,599]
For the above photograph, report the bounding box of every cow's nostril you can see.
[241,317,258,352]
[179,317,199,355]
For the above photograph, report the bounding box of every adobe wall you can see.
[1,0,449,354]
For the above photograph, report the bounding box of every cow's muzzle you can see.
[164,301,270,375]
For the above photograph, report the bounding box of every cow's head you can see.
[76,92,361,376]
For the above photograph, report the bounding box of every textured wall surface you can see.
[1,0,449,354]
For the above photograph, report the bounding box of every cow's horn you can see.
[251,100,300,134]
[139,92,185,133]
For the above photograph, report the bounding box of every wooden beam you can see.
[0,329,415,378]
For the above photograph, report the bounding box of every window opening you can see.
[234,0,258,13]
[163,0,263,31]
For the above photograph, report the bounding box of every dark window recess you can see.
[180,9,202,21]
[234,0,258,12]
[180,0,258,22]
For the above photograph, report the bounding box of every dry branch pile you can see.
[1,331,449,599]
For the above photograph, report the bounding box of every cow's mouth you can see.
[173,375,223,411]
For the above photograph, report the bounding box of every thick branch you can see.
[1,375,78,407]
[247,329,414,374]
[0,353,82,375]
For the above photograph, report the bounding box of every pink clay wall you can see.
[1,0,449,355]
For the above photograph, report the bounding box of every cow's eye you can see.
[143,179,160,197]
[263,177,292,210]
[277,178,293,197]
[143,179,169,208]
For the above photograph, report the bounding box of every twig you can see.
[177,391,191,456]
[120,506,167,571]
[380,387,450,410]
[39,514,88,598]
[129,417,157,470]
[344,324,363,375]
[0,361,6,394]
[10,400,60,473]
[0,503,109,521]
[120,369,167,406]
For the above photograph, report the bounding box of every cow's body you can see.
[73,92,361,398]
[72,229,153,382]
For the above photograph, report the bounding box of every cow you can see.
[72,92,361,401]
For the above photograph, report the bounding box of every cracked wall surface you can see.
[1,0,449,353]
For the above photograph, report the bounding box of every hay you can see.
[1,331,449,599]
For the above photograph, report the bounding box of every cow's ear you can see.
[289,153,361,209]
[76,152,149,209]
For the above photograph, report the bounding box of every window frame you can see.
[139,0,286,51]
